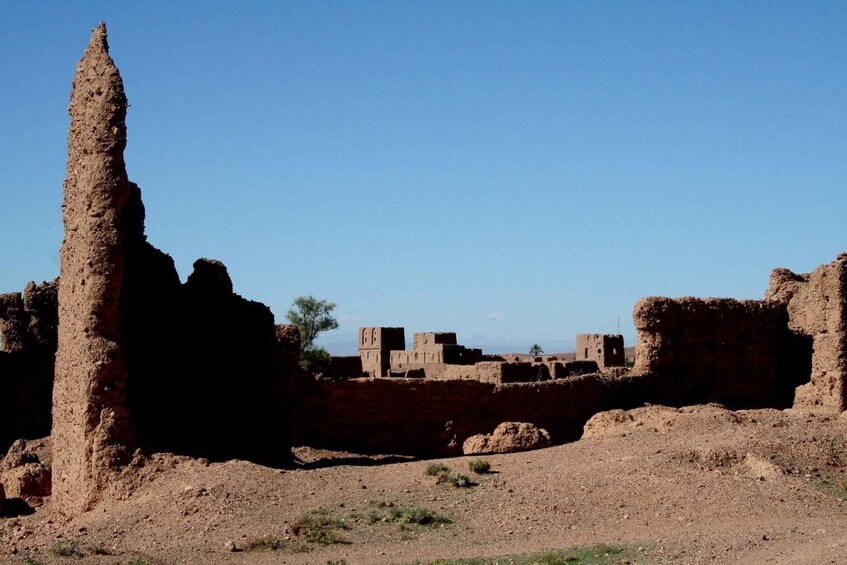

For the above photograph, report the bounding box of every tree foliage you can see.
[286,295,339,373]
[529,344,544,356]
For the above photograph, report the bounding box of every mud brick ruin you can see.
[47,24,293,515]
[575,334,625,370]
[358,326,405,378]
[0,23,845,517]
[0,281,57,449]
[352,328,609,382]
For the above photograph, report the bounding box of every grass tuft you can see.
[49,542,84,558]
[467,459,491,474]
[244,534,283,551]
[293,507,351,545]
[425,463,451,476]
[388,506,451,526]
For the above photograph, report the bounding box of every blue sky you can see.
[1,1,845,354]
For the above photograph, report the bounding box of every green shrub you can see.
[49,542,84,557]
[387,506,451,526]
[436,471,476,488]
[293,508,350,545]
[244,535,283,551]
[425,462,451,476]
[467,459,491,474]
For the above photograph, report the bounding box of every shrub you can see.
[387,506,451,526]
[467,459,491,474]
[293,508,350,545]
[49,542,84,557]
[438,471,474,488]
[425,463,451,476]
[244,535,283,551]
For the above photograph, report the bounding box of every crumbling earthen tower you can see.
[52,23,136,515]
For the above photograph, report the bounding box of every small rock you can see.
[224,540,238,552]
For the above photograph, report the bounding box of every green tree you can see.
[286,295,339,373]
[529,344,544,356]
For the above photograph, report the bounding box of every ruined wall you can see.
[0,281,57,450]
[52,24,139,515]
[291,375,644,455]
[576,334,625,370]
[51,24,291,515]
[126,258,287,466]
[328,355,365,379]
[766,253,847,411]
[632,297,811,408]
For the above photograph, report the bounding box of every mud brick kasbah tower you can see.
[51,23,138,516]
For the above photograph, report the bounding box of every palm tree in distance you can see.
[529,344,544,357]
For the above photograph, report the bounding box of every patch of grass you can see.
[436,470,475,488]
[413,544,640,564]
[350,509,382,524]
[387,506,451,526]
[327,561,349,565]
[88,546,112,556]
[23,556,44,565]
[293,507,351,545]
[244,534,283,551]
[117,560,153,565]
[467,459,491,474]
[425,462,451,476]
[291,539,311,553]
[49,542,84,558]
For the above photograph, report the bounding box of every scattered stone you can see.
[224,540,238,552]
[463,422,551,455]
[0,464,51,499]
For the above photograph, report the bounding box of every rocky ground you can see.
[1,403,846,564]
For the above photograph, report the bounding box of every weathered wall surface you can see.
[766,253,847,411]
[0,281,58,450]
[632,297,811,408]
[51,24,292,515]
[52,23,139,515]
[291,375,644,455]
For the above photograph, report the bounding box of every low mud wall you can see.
[291,375,647,456]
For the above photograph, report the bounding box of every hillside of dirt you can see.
[1,403,846,564]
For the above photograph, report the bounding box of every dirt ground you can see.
[1,403,846,564]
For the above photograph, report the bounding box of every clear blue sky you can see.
[1,1,845,353]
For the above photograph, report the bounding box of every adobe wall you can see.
[328,355,365,379]
[51,24,292,515]
[291,375,644,455]
[0,281,57,450]
[52,23,139,515]
[765,253,847,411]
[632,297,811,408]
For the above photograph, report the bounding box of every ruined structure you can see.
[50,24,292,516]
[632,298,811,408]
[0,281,57,449]
[390,332,483,372]
[575,334,625,370]
[358,326,405,377]
[52,24,139,514]
[2,23,846,515]
[766,254,847,411]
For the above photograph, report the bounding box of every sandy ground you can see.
[1,403,846,564]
